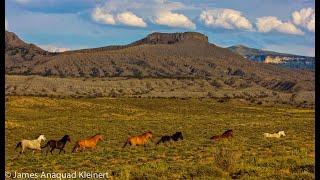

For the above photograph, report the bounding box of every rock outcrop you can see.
[130,32,208,45]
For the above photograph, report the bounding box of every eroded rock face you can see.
[5,31,49,59]
[5,31,26,49]
[5,31,47,53]
[131,32,209,45]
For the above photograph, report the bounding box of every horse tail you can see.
[72,144,79,153]
[122,139,129,148]
[156,138,162,145]
[15,142,22,150]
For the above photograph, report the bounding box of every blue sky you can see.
[5,0,315,56]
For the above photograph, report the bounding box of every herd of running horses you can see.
[14,130,234,155]
[15,129,286,155]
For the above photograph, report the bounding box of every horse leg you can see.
[50,147,55,155]
[59,149,62,154]
[72,144,80,153]
[38,146,42,151]
[46,146,50,155]
[20,146,25,154]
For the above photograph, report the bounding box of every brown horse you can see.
[72,134,103,153]
[123,131,153,147]
[210,130,233,142]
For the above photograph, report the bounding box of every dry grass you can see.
[5,96,315,179]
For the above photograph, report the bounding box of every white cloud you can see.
[39,44,71,52]
[199,9,253,31]
[91,7,115,25]
[91,0,193,29]
[153,10,196,29]
[5,18,9,30]
[116,11,147,27]
[292,8,315,32]
[256,16,304,35]
[91,8,146,27]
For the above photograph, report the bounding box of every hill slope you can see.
[5,31,314,102]
[228,45,315,70]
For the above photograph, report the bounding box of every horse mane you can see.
[90,134,101,138]
[222,130,233,136]
[35,134,43,139]
[173,132,182,137]
[61,135,70,140]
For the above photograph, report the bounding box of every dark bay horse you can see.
[156,132,183,145]
[41,135,71,155]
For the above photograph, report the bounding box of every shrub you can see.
[217,96,230,103]
[210,79,223,89]
[231,69,245,77]
[109,89,120,97]
[133,69,143,79]
[224,78,236,86]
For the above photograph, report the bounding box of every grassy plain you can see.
[5,96,315,179]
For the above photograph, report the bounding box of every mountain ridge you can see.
[4,30,314,105]
[228,45,315,70]
[5,31,314,89]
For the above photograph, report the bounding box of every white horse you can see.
[263,131,286,138]
[15,135,46,154]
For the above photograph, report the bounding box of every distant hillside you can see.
[5,31,314,104]
[228,45,315,70]
[5,31,52,62]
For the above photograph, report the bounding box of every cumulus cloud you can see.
[91,0,194,29]
[256,16,304,35]
[5,18,9,30]
[292,7,315,32]
[39,44,71,52]
[91,7,115,25]
[153,10,196,29]
[116,11,147,27]
[199,9,253,31]
[91,8,146,27]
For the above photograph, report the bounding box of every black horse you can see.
[156,132,183,145]
[41,135,71,155]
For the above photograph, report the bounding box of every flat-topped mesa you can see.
[130,32,209,45]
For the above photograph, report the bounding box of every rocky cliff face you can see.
[228,45,315,70]
[5,31,50,62]
[130,32,209,45]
